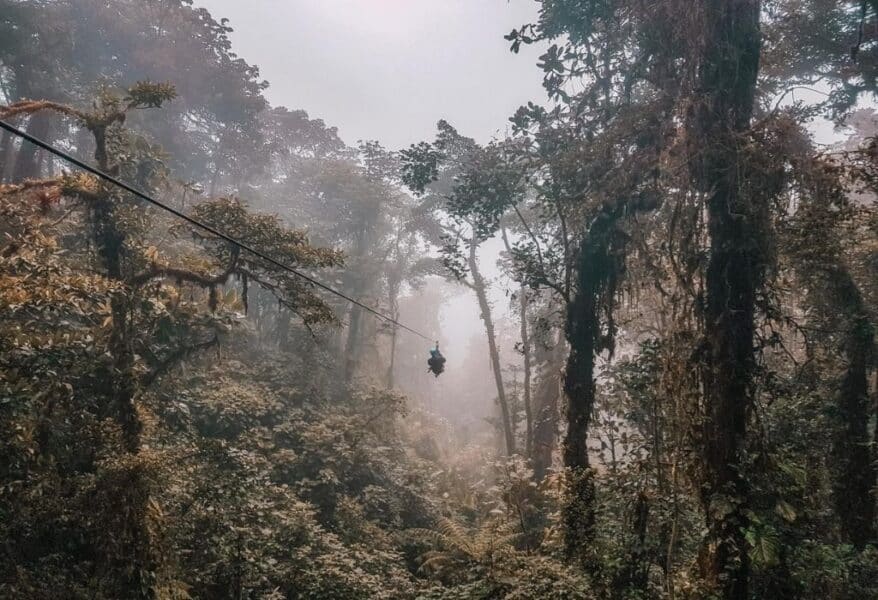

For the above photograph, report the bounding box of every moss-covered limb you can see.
[0,99,89,122]
[129,246,240,288]
[140,333,220,388]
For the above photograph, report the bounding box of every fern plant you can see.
[408,517,520,584]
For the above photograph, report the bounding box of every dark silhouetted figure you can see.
[427,342,445,377]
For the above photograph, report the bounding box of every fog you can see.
[198,0,546,148]
[4,1,873,597]
[197,0,549,404]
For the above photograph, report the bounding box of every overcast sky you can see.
[197,0,547,150]
[193,0,549,360]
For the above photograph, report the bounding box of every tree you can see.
[501,227,534,456]
[782,145,877,549]
[402,122,521,456]
[0,83,340,597]
[0,0,270,186]
[4,1,878,598]
[530,315,566,482]
[683,4,763,596]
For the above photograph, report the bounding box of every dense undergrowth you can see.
[2,1,878,598]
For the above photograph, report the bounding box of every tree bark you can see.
[520,290,534,456]
[826,268,877,548]
[468,238,515,455]
[0,128,14,183]
[500,226,534,454]
[90,124,159,599]
[532,331,564,481]
[687,2,762,597]
[562,208,620,568]
[12,112,52,181]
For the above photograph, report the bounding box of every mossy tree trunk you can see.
[687,1,762,597]
[532,332,564,482]
[90,124,161,598]
[563,209,621,569]
[826,268,876,548]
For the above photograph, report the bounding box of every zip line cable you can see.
[0,118,434,342]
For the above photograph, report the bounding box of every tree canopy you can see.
[1,1,877,599]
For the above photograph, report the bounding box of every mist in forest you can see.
[1,1,878,599]
[197,0,548,374]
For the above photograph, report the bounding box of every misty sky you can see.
[196,0,548,362]
[197,0,547,149]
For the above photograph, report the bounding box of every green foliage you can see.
[185,197,343,325]
[148,352,440,598]
[126,81,178,109]
[3,2,878,599]
[408,488,593,598]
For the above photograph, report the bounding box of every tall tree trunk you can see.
[520,290,534,456]
[563,208,620,568]
[92,193,159,598]
[468,238,515,455]
[91,127,160,599]
[91,130,141,452]
[386,259,402,389]
[532,332,564,481]
[500,227,534,454]
[826,268,877,548]
[688,2,762,597]
[387,322,398,389]
[344,227,370,382]
[276,308,292,350]
[344,303,364,381]
[12,112,51,180]
[0,128,14,183]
